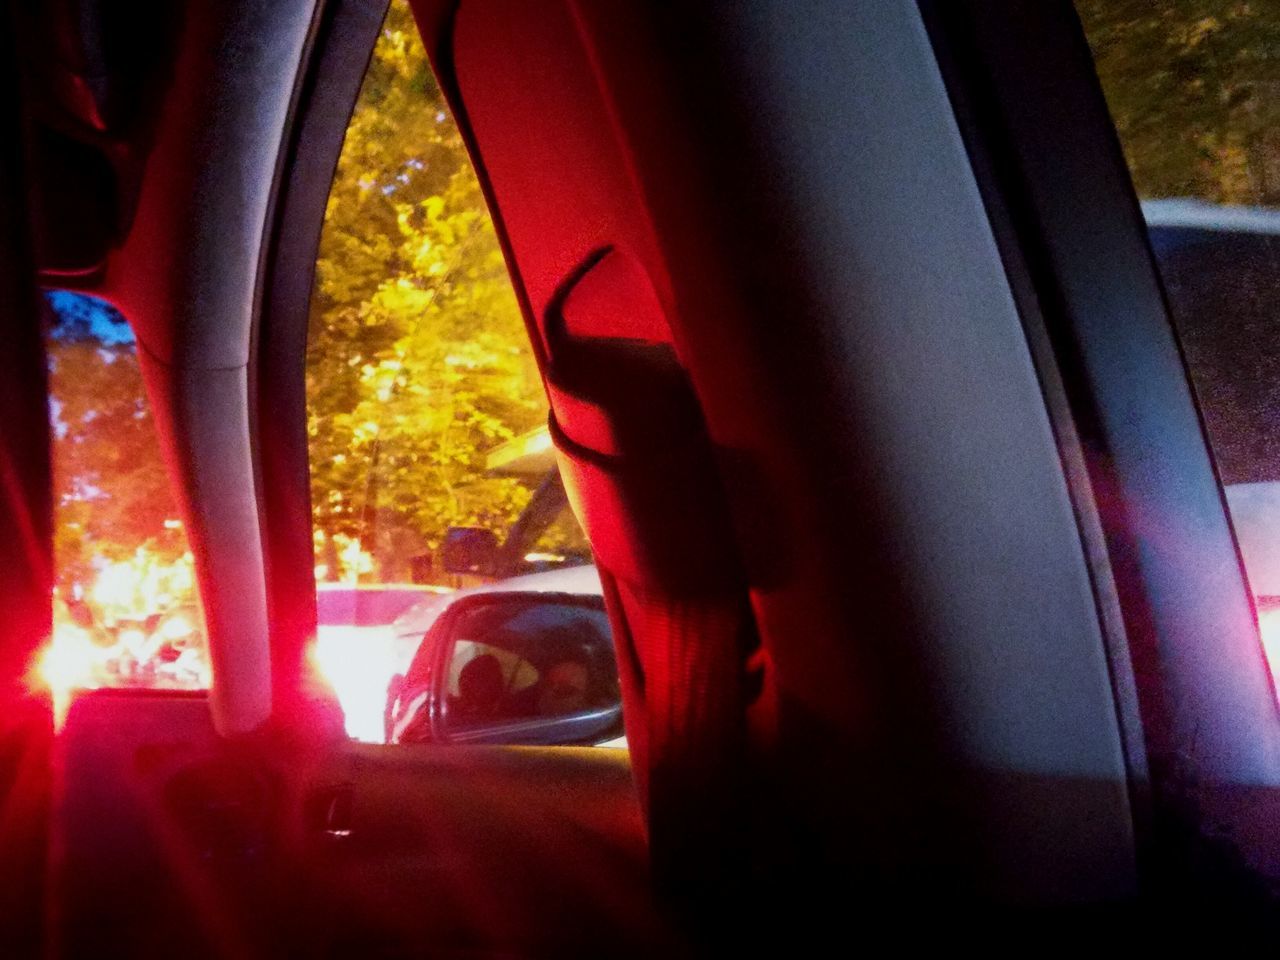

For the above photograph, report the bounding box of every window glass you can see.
[1077,2,1280,677]
[306,0,600,741]
[41,291,208,710]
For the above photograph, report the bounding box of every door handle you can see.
[306,784,353,841]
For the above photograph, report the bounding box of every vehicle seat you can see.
[453,653,505,721]
[537,659,590,716]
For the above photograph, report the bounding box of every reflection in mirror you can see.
[387,593,622,747]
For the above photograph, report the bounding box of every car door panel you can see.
[53,693,258,959]
[53,690,667,957]
[294,743,665,956]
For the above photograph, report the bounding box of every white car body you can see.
[312,583,452,742]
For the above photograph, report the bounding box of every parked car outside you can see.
[371,436,617,747]
[313,582,451,741]
[384,563,621,746]
[385,571,622,748]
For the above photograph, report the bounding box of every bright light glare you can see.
[117,628,148,658]
[31,549,210,730]
[159,615,194,640]
[1258,606,1280,688]
[312,625,397,742]
[522,551,566,564]
[33,622,106,729]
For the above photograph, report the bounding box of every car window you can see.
[1077,1,1280,680]
[307,0,556,593]
[305,0,600,740]
[40,291,208,718]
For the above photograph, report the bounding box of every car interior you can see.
[4,0,1280,956]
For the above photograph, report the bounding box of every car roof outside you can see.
[391,564,602,640]
[316,583,451,627]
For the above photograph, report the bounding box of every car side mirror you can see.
[431,591,623,747]
[441,527,500,576]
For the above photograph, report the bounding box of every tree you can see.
[307,0,546,583]
[1077,0,1280,203]
[47,295,188,595]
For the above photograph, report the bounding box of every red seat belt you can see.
[544,247,761,932]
